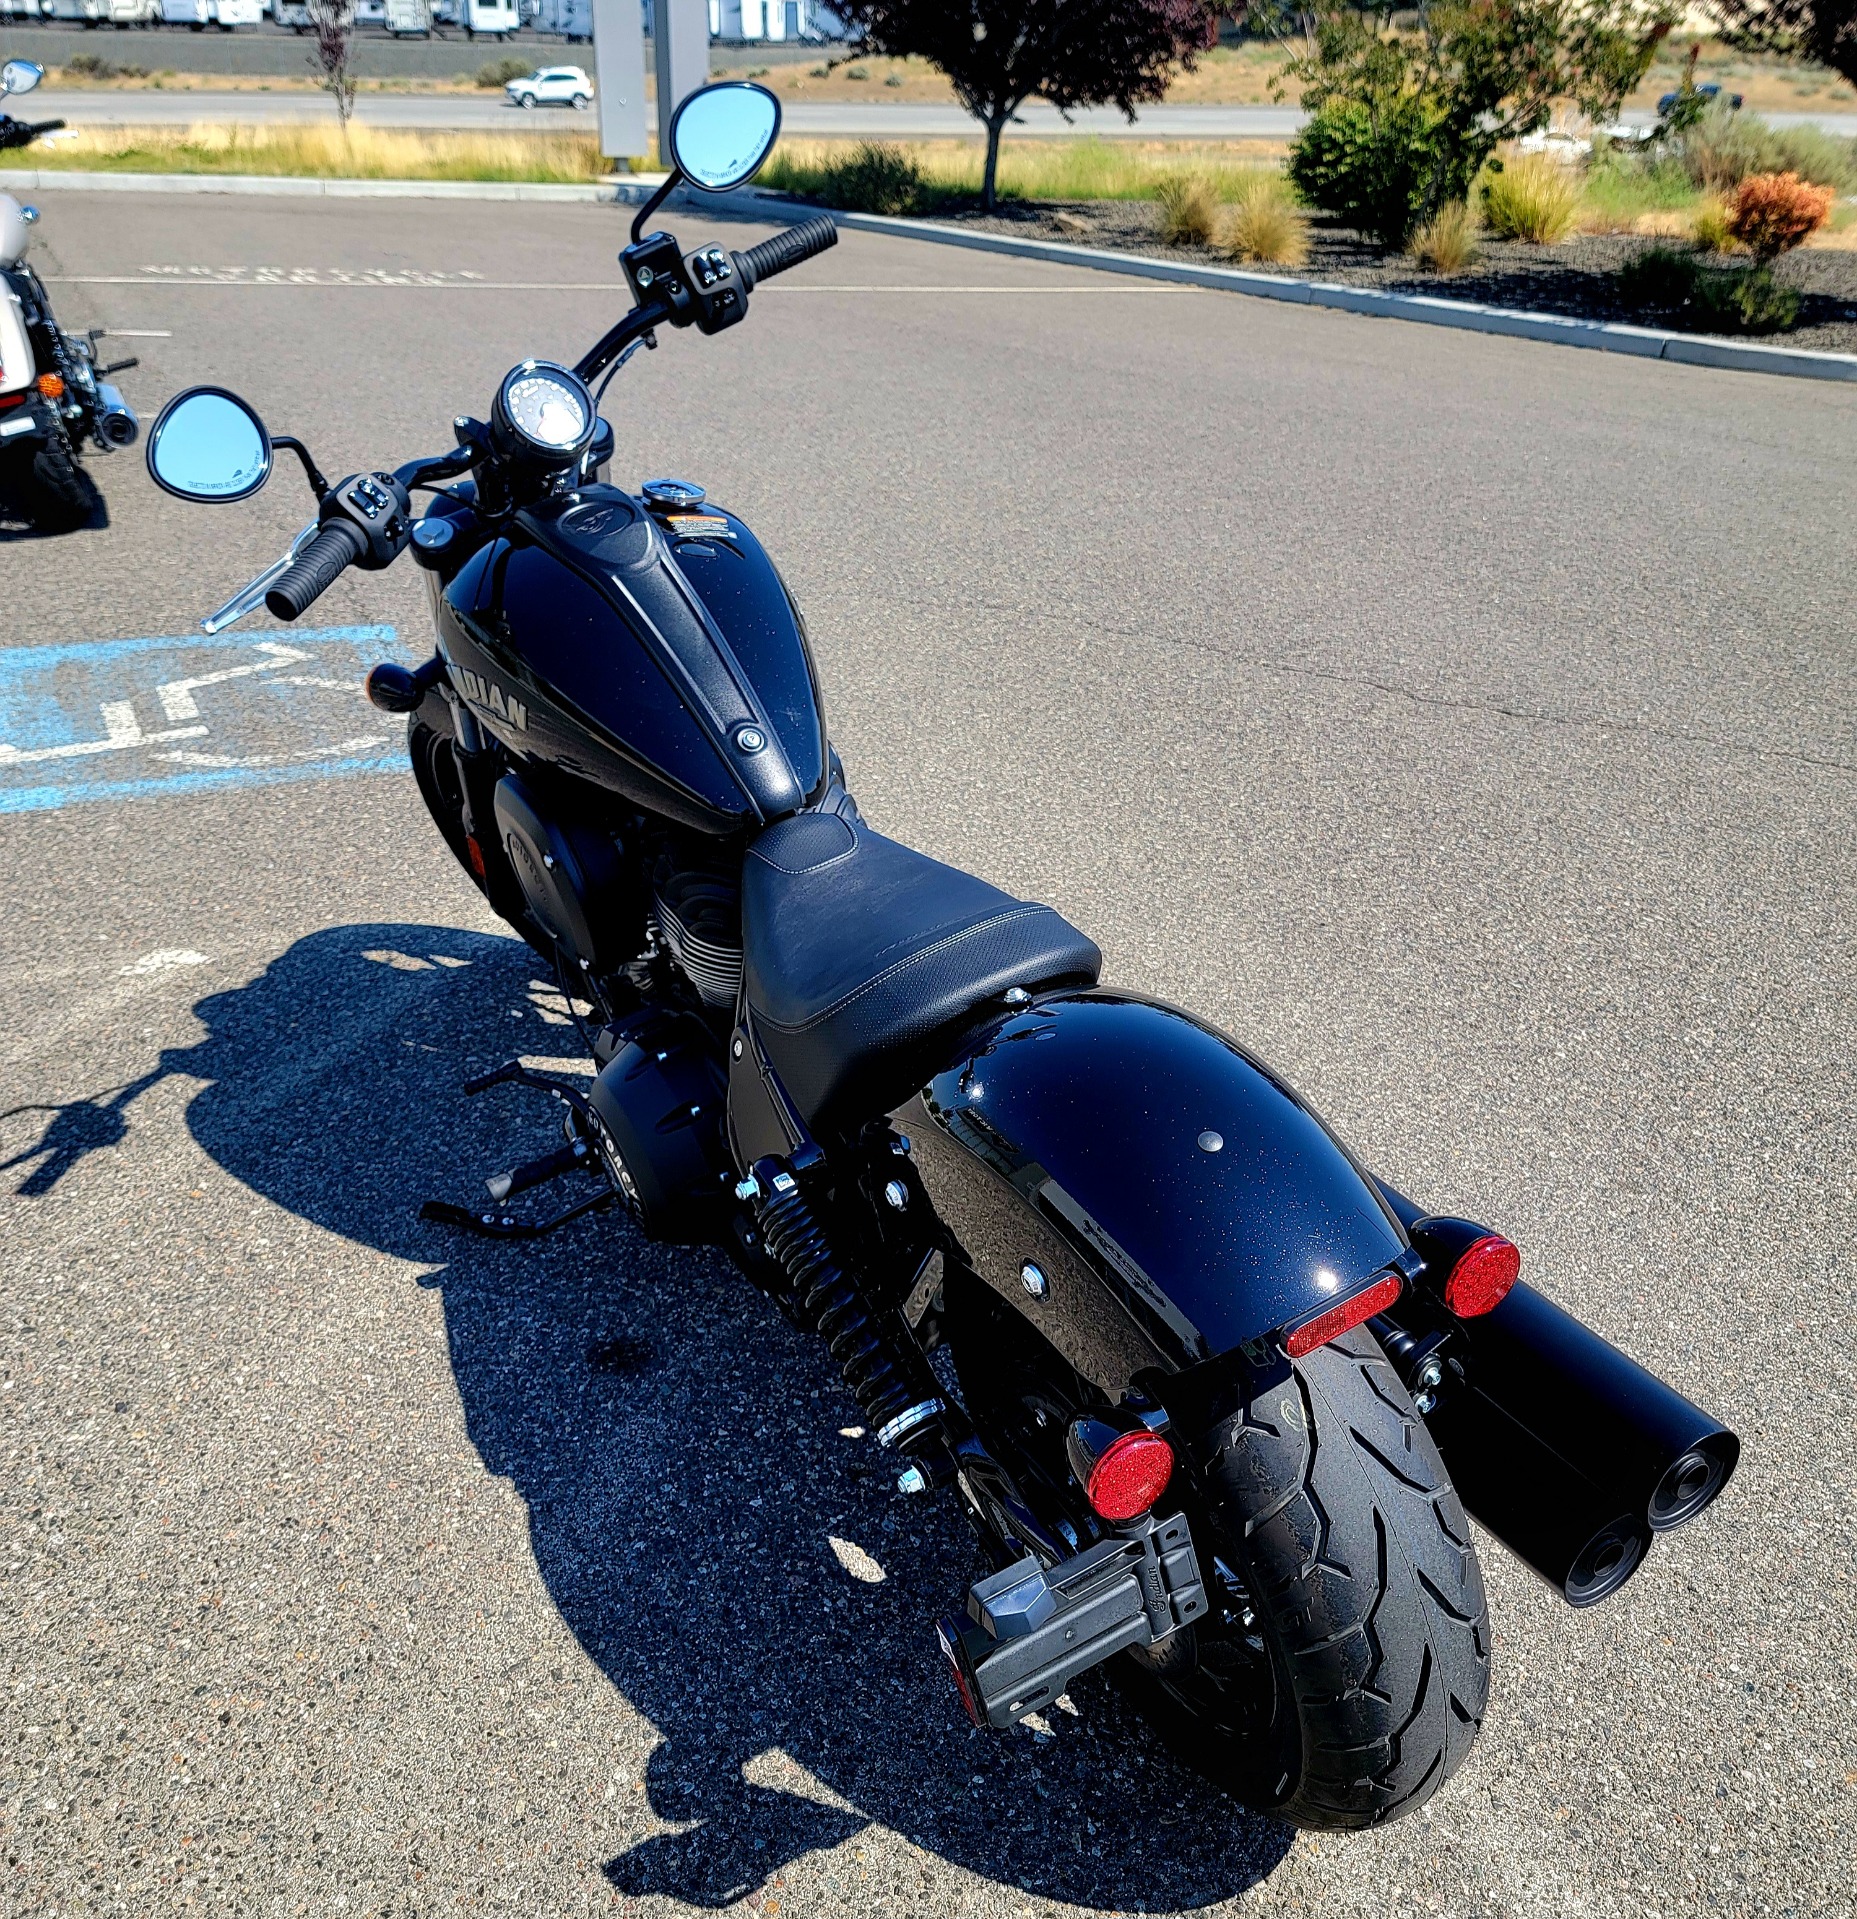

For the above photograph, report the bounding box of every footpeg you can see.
[938,1510,1208,1729]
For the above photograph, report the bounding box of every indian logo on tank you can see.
[454,666,528,732]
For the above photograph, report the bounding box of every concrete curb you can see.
[829,210,1857,384]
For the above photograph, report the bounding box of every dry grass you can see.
[1220,174,1309,267]
[1410,200,1480,273]
[0,122,614,182]
[1691,197,1737,252]
[1155,173,1220,246]
[761,137,1289,207]
[1482,154,1583,244]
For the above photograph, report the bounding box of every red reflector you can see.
[1442,1234,1519,1318]
[0,391,24,413]
[1084,1430,1175,1522]
[464,834,487,879]
[1283,1271,1404,1360]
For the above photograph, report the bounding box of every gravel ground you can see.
[2,192,1854,1918]
[929,200,1857,355]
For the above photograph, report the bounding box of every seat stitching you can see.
[745,820,860,877]
[754,906,1082,1036]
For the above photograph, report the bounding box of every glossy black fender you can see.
[898,991,1412,1396]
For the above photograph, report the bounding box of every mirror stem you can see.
[273,434,332,503]
[629,168,684,248]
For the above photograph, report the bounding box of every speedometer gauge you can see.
[493,359,597,463]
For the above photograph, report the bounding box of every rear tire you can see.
[1129,1326,1490,1828]
[946,1279,1488,1830]
[27,419,102,533]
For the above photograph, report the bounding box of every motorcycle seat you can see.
[741,810,1102,1124]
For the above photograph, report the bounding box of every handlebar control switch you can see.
[687,245,747,335]
[329,469,414,569]
[621,231,692,324]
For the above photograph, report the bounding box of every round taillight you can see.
[1442,1233,1520,1318]
[1084,1430,1174,1523]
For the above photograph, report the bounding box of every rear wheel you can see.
[948,1284,1489,1829]
[27,419,102,533]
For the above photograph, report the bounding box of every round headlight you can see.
[493,360,596,462]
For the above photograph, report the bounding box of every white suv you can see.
[505,66,594,110]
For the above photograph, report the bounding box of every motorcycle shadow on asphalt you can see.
[39,921,1296,1910]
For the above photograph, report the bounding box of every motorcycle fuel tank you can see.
[434,485,827,836]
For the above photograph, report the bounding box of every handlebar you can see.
[734,217,839,291]
[265,518,368,621]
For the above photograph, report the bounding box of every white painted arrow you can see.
[156,641,311,722]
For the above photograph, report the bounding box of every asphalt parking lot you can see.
[2,190,1853,1919]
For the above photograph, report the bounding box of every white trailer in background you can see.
[710,0,839,38]
[211,0,264,22]
[384,0,432,34]
[528,0,590,39]
[445,0,518,32]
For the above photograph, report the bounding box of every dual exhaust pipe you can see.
[1376,1196,1738,1608]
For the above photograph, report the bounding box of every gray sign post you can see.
[591,0,648,164]
[653,0,710,165]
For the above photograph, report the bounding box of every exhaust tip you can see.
[100,411,138,448]
[1563,1517,1648,1608]
[1649,1432,1738,1532]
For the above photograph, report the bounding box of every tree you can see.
[1712,0,1856,83]
[1279,0,1672,244]
[832,0,1226,212]
[309,0,359,129]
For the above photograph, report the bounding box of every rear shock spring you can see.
[755,1162,948,1468]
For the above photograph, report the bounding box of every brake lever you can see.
[200,519,320,635]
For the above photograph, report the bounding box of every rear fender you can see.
[898,990,1411,1397]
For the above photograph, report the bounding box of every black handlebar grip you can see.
[736,217,839,291]
[265,519,368,622]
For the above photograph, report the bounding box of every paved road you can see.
[24,88,1857,136]
[2,193,1853,1919]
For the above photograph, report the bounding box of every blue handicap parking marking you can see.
[0,625,422,813]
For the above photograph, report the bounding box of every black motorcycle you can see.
[0,60,140,531]
[145,81,1738,1832]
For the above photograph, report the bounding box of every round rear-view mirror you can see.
[146,386,274,503]
[1,60,45,97]
[668,81,781,193]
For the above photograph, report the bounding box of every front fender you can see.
[900,990,1410,1395]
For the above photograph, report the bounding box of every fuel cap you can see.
[642,478,706,510]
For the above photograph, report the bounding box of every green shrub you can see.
[1155,173,1219,246]
[814,140,922,214]
[1581,148,1698,231]
[1290,97,1467,249]
[1675,100,1857,195]
[476,56,531,88]
[1617,244,1801,334]
[1481,154,1581,244]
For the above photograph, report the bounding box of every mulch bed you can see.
[920,200,1857,357]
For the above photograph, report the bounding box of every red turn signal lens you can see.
[1084,1431,1175,1522]
[1283,1271,1404,1360]
[1442,1234,1520,1318]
